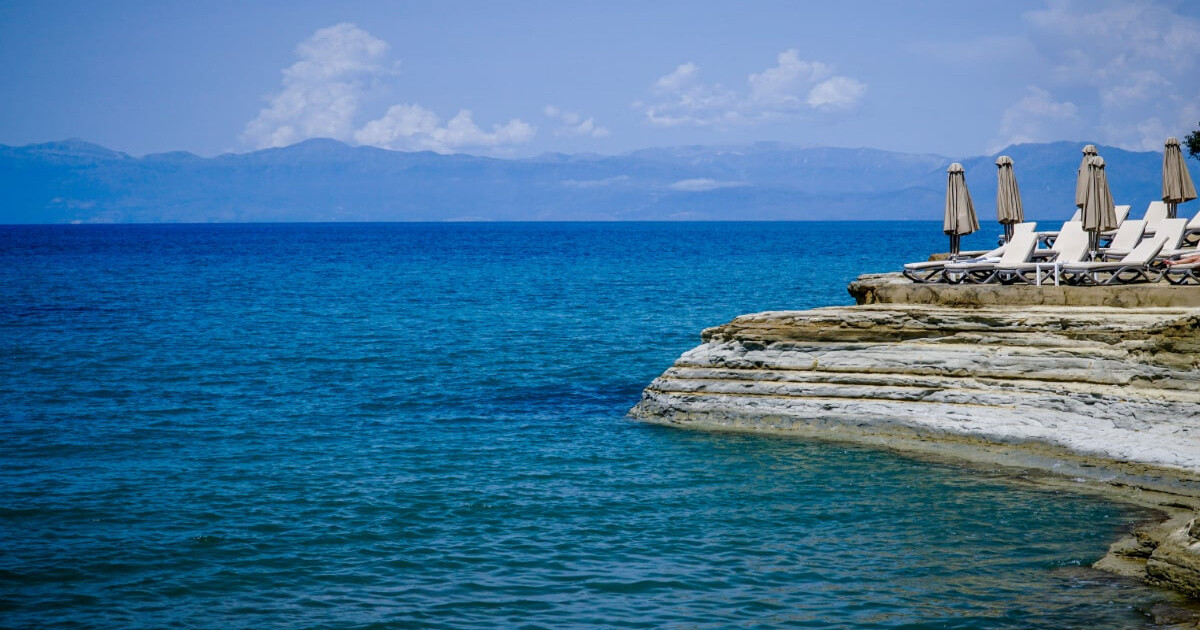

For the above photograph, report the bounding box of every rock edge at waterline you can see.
[629,273,1200,600]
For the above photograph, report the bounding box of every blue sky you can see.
[1,0,1197,158]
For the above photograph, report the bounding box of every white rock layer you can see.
[631,304,1200,473]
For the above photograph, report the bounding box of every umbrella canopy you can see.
[1080,155,1117,259]
[995,155,1024,241]
[1074,144,1099,209]
[1162,136,1197,219]
[943,162,979,258]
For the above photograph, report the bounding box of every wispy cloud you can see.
[636,50,867,127]
[561,175,631,188]
[992,0,1200,151]
[990,86,1080,152]
[243,23,535,154]
[544,106,610,138]
[667,178,746,192]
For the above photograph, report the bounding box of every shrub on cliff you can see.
[1186,123,1200,161]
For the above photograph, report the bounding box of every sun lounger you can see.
[1059,235,1167,285]
[1162,244,1200,276]
[1162,259,1200,285]
[1097,205,1131,247]
[996,222,1088,284]
[1039,205,1129,248]
[1097,219,1146,260]
[942,231,1038,284]
[1182,211,1200,247]
[1033,221,1085,259]
[1152,218,1190,258]
[960,222,1038,257]
[902,222,1036,283]
[1037,212,1077,247]
[1141,201,1170,235]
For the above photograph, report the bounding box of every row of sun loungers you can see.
[1038,202,1200,248]
[1037,205,1130,247]
[903,202,1200,285]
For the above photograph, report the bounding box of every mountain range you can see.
[0,138,1176,224]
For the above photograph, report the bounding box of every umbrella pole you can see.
[1168,201,1177,219]
[1087,231,1100,261]
[1003,224,1014,243]
[949,234,960,260]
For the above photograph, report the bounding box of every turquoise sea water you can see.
[0,222,1193,628]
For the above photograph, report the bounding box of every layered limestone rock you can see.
[630,284,1200,598]
[633,304,1200,471]
[1100,511,1200,601]
[1146,516,1200,598]
[849,272,1200,308]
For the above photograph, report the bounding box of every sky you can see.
[1,0,1198,159]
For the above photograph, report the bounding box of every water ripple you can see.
[1,223,1196,628]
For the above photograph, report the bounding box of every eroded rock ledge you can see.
[849,272,1200,308]
[630,275,1200,599]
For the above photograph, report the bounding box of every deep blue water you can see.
[0,222,1192,629]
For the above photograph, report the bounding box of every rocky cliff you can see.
[630,273,1200,599]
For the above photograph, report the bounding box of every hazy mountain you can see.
[0,138,1172,224]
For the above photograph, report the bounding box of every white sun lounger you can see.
[1039,205,1129,247]
[902,222,1036,283]
[1141,201,1170,235]
[1162,257,1200,285]
[1153,218,1190,258]
[997,222,1088,284]
[1097,219,1146,260]
[1098,204,1131,246]
[957,222,1038,258]
[1060,234,1167,285]
[1182,211,1200,247]
[1037,212,1078,247]
[942,231,1039,284]
[1033,221,1085,259]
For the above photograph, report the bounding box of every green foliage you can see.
[1186,123,1200,161]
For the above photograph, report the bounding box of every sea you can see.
[1,221,1195,629]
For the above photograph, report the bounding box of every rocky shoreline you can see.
[630,272,1200,602]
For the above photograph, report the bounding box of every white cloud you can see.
[641,63,741,127]
[355,105,534,153]
[544,106,610,138]
[990,86,1080,151]
[747,50,831,108]
[1025,0,1200,71]
[1098,70,1170,108]
[242,23,394,148]
[638,50,866,127]
[807,77,869,111]
[243,23,535,154]
[667,178,746,192]
[1008,0,1200,150]
[656,62,701,93]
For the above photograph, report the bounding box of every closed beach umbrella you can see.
[1163,137,1197,219]
[1080,155,1117,259]
[995,155,1024,242]
[944,163,979,259]
[1075,144,1099,209]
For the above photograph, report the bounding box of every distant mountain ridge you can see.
[0,138,1172,224]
